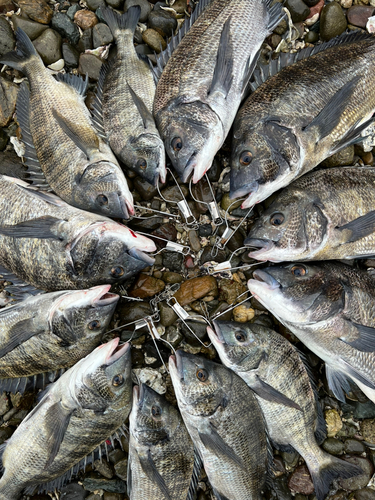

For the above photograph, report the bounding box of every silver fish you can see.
[0,337,132,498]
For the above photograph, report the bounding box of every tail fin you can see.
[308,454,362,500]
[0,28,39,73]
[100,5,141,36]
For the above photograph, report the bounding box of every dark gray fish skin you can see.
[153,0,284,183]
[0,285,118,386]
[230,33,375,209]
[208,321,362,500]
[248,262,375,404]
[128,383,195,500]
[0,28,133,219]
[245,167,375,262]
[0,338,132,499]
[97,7,166,186]
[169,350,268,500]
[0,176,156,292]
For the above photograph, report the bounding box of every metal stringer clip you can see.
[157,168,199,229]
[210,290,253,321]
[136,232,191,256]
[207,246,261,275]
[189,174,223,227]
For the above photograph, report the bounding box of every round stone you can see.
[11,14,49,40]
[347,5,375,27]
[148,6,178,37]
[62,42,79,68]
[78,53,103,80]
[18,0,53,24]
[124,0,151,22]
[92,23,113,47]
[33,28,62,65]
[74,9,99,30]
[51,12,80,45]
[0,17,14,58]
[284,0,311,22]
[320,1,347,41]
[142,28,166,52]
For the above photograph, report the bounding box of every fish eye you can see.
[152,405,162,417]
[239,151,253,166]
[196,368,208,382]
[111,266,125,278]
[97,194,108,206]
[112,374,124,387]
[171,137,183,152]
[136,159,147,170]
[88,320,101,330]
[270,213,285,226]
[235,331,247,342]
[291,265,307,277]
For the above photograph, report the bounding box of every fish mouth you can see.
[133,385,140,404]
[245,238,275,260]
[207,321,224,344]
[230,181,259,202]
[169,352,185,381]
[252,270,280,290]
[128,247,155,266]
[105,338,131,365]
[119,196,130,219]
[181,153,196,183]
[90,284,119,306]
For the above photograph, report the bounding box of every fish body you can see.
[0,176,155,291]
[245,167,375,262]
[169,350,268,500]
[128,383,196,500]
[0,28,133,219]
[0,338,132,498]
[248,262,375,404]
[0,285,118,391]
[97,7,166,186]
[154,0,284,183]
[208,320,361,500]
[230,32,375,208]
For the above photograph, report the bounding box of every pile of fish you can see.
[0,0,375,496]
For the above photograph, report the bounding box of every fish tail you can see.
[100,5,141,36]
[0,28,39,73]
[307,452,362,500]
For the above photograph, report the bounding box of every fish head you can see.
[50,285,119,346]
[248,263,345,325]
[76,161,134,219]
[123,134,167,186]
[75,338,132,412]
[230,120,300,207]
[161,102,223,183]
[169,350,230,417]
[130,384,178,444]
[244,190,326,262]
[70,223,156,286]
[207,320,265,372]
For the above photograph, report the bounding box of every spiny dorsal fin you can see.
[249,31,374,93]
[91,61,109,140]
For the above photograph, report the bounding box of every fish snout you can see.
[252,270,281,290]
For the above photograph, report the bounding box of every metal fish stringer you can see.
[207,246,262,275]
[136,232,191,256]
[188,174,223,227]
[157,168,199,229]
[132,204,180,222]
[210,290,254,321]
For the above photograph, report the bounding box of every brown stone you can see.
[0,76,18,127]
[130,273,165,299]
[18,0,53,24]
[142,28,166,53]
[360,419,375,443]
[325,408,343,437]
[288,464,315,496]
[173,276,218,306]
[347,5,375,27]
[0,0,15,14]
[74,9,98,30]
[218,279,247,305]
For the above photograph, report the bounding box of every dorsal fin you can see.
[16,82,51,191]
[54,72,88,97]
[249,31,374,93]
[91,61,109,139]
[153,0,212,78]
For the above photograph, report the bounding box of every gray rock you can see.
[113,457,128,480]
[0,149,26,178]
[11,14,48,40]
[33,28,62,65]
[181,319,207,345]
[320,1,347,41]
[162,251,183,272]
[344,438,366,454]
[0,129,8,151]
[86,495,102,500]
[322,437,344,455]
[106,0,123,8]
[338,456,374,491]
[60,482,87,499]
[124,0,151,22]
[0,17,15,58]
[82,476,127,493]
[354,488,375,500]
[0,76,18,128]
[108,449,126,464]
[162,325,183,347]
[354,400,375,419]
[135,43,152,55]
[199,224,212,237]
[158,300,178,327]
[93,459,114,479]
[78,53,103,80]
[77,27,93,52]
[62,42,79,68]
[51,12,80,45]
[93,23,113,47]
[148,5,177,37]
[284,0,310,22]
[86,0,105,11]
[188,230,201,252]
[66,4,81,19]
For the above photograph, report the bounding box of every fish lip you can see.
[170,352,184,381]
[230,182,259,201]
[181,154,196,183]
[105,338,131,365]
[128,247,155,266]
[252,270,280,290]
[119,196,130,219]
[207,321,224,344]
[133,385,140,404]
[90,284,119,306]
[245,238,275,260]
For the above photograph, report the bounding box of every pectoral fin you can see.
[208,17,233,99]
[127,83,155,130]
[0,317,42,358]
[198,422,246,470]
[138,449,172,500]
[336,211,375,244]
[0,216,65,240]
[325,364,352,402]
[44,400,73,467]
[252,375,302,410]
[52,109,99,158]
[340,323,375,352]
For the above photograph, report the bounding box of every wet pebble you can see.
[220,192,242,212]
[360,418,375,443]
[354,488,375,500]
[113,457,128,480]
[344,438,366,454]
[191,177,212,213]
[162,251,183,272]
[347,5,375,26]
[83,476,127,493]
[158,300,178,327]
[51,12,80,45]
[133,177,158,200]
[130,273,165,298]
[129,215,162,232]
[173,276,218,306]
[125,0,151,22]
[93,458,114,479]
[322,437,344,455]
[325,408,343,437]
[135,43,153,55]
[189,230,201,252]
[18,0,53,24]
[0,76,18,128]
[142,28,167,52]
[62,42,79,67]
[200,246,227,265]
[60,482,87,499]
[0,18,15,58]
[148,4,178,37]
[181,319,208,345]
[161,183,189,201]
[320,1,347,41]
[74,9,98,29]
[199,224,212,237]
[78,27,93,51]
[11,14,49,40]
[93,23,113,47]
[162,271,184,284]
[33,28,62,65]
[116,300,152,324]
[218,279,247,305]
[66,4,81,19]
[233,304,254,322]
[284,0,311,22]
[78,53,102,80]
[338,456,374,490]
[0,0,14,13]
[288,465,314,496]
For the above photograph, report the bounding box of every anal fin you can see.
[325,364,351,402]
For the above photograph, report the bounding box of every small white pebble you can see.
[47,59,65,71]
